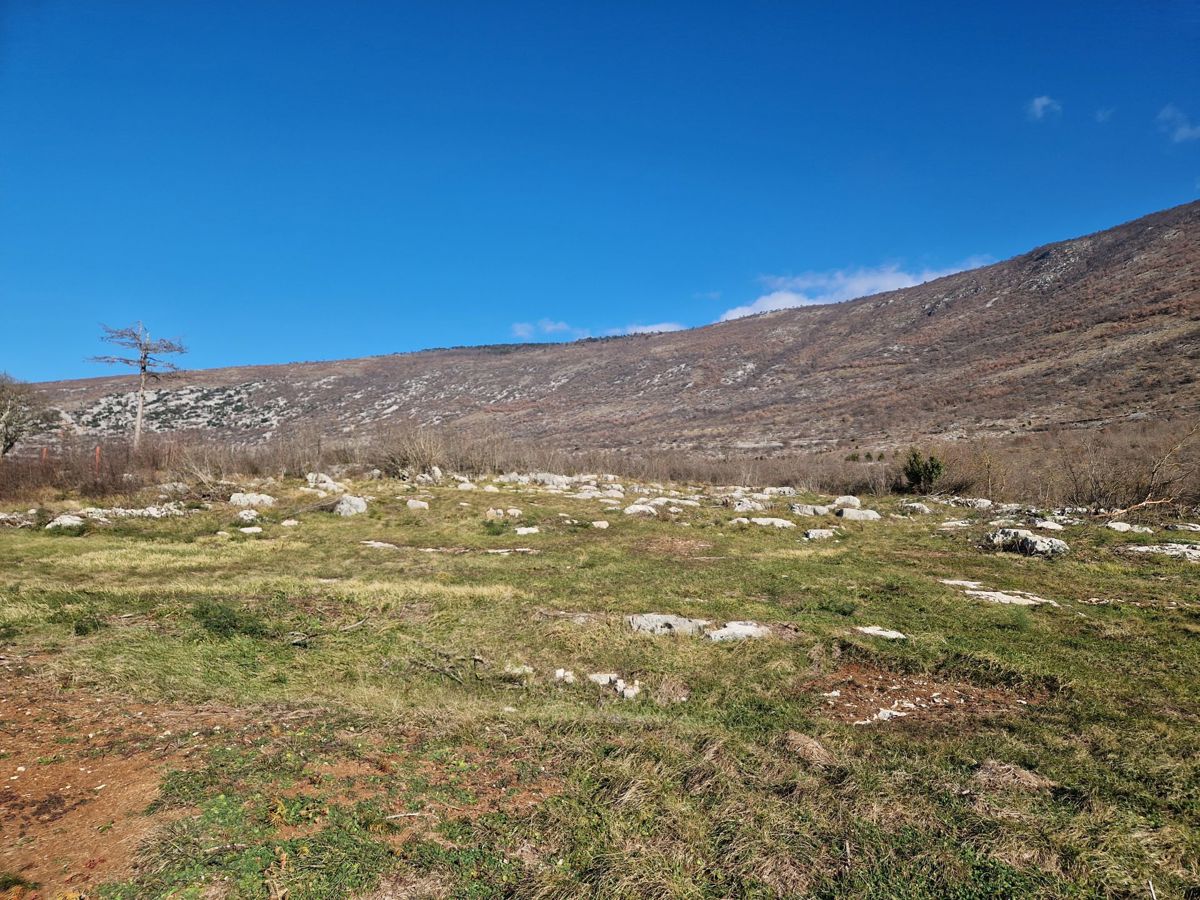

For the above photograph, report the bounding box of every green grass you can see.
[1,478,1198,898]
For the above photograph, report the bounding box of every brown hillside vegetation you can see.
[35,200,1200,453]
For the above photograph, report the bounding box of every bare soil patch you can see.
[803,663,1032,726]
[0,660,253,897]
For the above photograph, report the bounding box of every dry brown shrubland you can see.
[1,418,1196,513]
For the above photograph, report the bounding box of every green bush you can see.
[902,448,944,493]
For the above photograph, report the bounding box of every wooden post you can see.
[94,445,101,476]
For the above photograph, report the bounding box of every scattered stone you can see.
[307,472,346,493]
[901,502,932,515]
[45,514,85,531]
[790,503,831,516]
[1106,521,1154,534]
[733,498,766,512]
[833,495,861,509]
[333,495,368,517]
[627,613,710,636]
[482,484,500,493]
[281,519,299,527]
[804,528,837,540]
[236,509,260,523]
[623,503,658,517]
[506,508,523,517]
[554,668,576,684]
[406,499,429,510]
[485,508,505,520]
[514,526,540,536]
[854,708,908,725]
[1166,523,1200,532]
[986,528,1069,558]
[736,517,795,528]
[229,492,275,508]
[855,626,907,640]
[457,482,477,491]
[503,663,534,680]
[361,540,398,550]
[836,508,881,521]
[1034,520,1064,531]
[939,520,972,529]
[940,579,984,589]
[591,520,610,529]
[783,731,836,768]
[588,673,619,686]
[238,526,263,535]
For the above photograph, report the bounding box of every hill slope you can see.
[39,201,1200,452]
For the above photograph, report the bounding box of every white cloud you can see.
[1094,107,1114,124]
[1027,95,1062,120]
[511,319,590,341]
[1158,104,1200,142]
[718,259,989,322]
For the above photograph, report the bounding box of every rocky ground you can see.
[0,470,1197,897]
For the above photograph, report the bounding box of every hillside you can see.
[38,201,1200,452]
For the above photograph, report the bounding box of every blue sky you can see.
[2,1,1198,381]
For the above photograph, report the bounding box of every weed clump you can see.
[191,598,272,639]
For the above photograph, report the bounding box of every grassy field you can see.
[0,476,1197,898]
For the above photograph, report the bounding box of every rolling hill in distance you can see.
[37,200,1200,454]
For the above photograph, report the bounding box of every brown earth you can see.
[0,657,253,897]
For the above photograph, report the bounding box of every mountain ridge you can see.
[37,200,1200,453]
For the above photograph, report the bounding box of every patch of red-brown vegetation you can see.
[0,657,255,898]
[803,662,1033,727]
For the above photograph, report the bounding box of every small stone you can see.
[804,528,836,540]
[281,519,299,527]
[591,520,610,529]
[407,499,429,510]
[238,526,263,535]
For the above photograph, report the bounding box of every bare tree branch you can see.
[90,322,188,449]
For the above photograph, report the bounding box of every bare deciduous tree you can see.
[0,373,53,457]
[91,322,187,450]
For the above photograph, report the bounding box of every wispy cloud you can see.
[1158,104,1200,142]
[718,259,989,322]
[1027,95,1062,120]
[1094,107,1115,124]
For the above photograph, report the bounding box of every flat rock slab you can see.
[855,626,907,640]
[804,529,836,540]
[1126,543,1200,562]
[964,589,1058,607]
[628,613,710,636]
[707,621,771,642]
[837,508,881,521]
